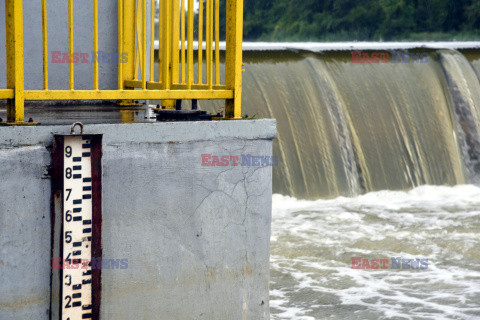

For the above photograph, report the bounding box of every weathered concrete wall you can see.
[0,120,276,319]
[0,0,153,90]
[0,146,52,319]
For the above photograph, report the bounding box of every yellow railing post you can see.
[42,0,48,90]
[142,0,147,90]
[187,0,194,89]
[123,0,136,82]
[150,0,155,83]
[158,0,163,84]
[117,0,137,106]
[118,0,124,89]
[197,0,203,84]
[171,0,179,84]
[225,0,243,119]
[5,0,25,124]
[68,0,74,90]
[161,0,176,109]
[93,0,99,90]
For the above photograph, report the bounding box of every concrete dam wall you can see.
[0,120,276,319]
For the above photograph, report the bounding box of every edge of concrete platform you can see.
[0,119,277,146]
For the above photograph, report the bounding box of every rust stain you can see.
[0,292,49,310]
[243,257,252,276]
[205,267,216,282]
[225,267,240,279]
[106,281,159,299]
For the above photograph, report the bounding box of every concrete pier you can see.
[0,120,276,319]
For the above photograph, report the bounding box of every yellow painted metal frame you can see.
[5,0,25,123]
[2,0,244,124]
[225,0,243,119]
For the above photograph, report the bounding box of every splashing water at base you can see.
[270,185,480,320]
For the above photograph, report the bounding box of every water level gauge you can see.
[51,126,102,320]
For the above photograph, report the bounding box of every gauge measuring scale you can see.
[52,133,102,320]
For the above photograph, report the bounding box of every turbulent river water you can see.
[270,185,480,320]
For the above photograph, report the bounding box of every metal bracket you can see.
[70,122,84,135]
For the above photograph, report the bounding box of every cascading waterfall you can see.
[199,45,480,199]
[438,50,480,184]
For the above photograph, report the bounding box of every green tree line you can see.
[212,0,480,41]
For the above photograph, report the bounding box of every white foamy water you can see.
[270,185,480,320]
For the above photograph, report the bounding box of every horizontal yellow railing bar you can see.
[171,84,227,90]
[124,80,161,89]
[0,89,15,99]
[24,90,233,100]
[124,80,226,90]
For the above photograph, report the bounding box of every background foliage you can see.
[212,0,480,41]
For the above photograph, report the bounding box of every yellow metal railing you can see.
[1,0,243,124]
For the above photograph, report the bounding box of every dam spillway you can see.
[196,42,480,199]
